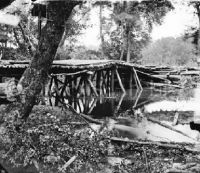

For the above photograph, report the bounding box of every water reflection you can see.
[50,88,164,117]
[91,86,200,143]
[113,86,200,143]
[48,84,200,143]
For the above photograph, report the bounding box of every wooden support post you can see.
[48,76,53,97]
[76,77,83,97]
[91,71,96,82]
[133,89,142,108]
[73,99,77,113]
[48,77,53,106]
[115,93,125,114]
[70,76,75,98]
[68,76,73,96]
[88,98,97,114]
[106,69,110,95]
[84,96,90,114]
[77,99,82,113]
[84,75,90,97]
[96,70,101,95]
[71,76,75,95]
[110,68,115,93]
[99,71,103,95]
[87,78,98,97]
[54,76,60,106]
[73,76,77,97]
[101,71,107,95]
[115,68,126,94]
[133,67,143,90]
[60,76,67,97]
[129,70,133,89]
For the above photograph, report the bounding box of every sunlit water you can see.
[85,85,200,144]
[47,84,200,143]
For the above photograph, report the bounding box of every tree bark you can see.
[126,31,131,62]
[192,2,200,58]
[10,1,79,120]
[99,4,105,57]
[120,25,126,61]
[196,4,200,56]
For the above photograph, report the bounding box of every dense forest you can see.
[0,0,174,62]
[142,37,198,66]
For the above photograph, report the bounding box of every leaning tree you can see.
[0,0,82,123]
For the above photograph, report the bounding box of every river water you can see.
[2,85,200,172]
[70,85,200,144]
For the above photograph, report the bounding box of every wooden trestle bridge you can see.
[0,59,169,107]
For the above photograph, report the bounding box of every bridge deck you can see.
[0,59,144,69]
[0,59,153,77]
[0,59,176,106]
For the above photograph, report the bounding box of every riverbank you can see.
[0,104,200,173]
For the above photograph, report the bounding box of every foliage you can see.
[2,47,29,60]
[101,0,174,62]
[69,46,104,60]
[142,37,198,66]
[0,1,91,61]
[55,3,91,60]
[0,105,110,173]
[0,1,38,60]
[1,105,200,172]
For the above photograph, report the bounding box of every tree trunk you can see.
[126,31,131,62]
[194,3,200,59]
[120,25,126,61]
[10,1,79,120]
[197,6,200,56]
[99,4,105,57]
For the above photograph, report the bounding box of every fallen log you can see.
[110,137,199,153]
[147,117,196,141]
[147,82,183,89]
[80,113,103,125]
[181,71,200,76]
[166,169,192,173]
[153,74,181,81]
[136,69,170,84]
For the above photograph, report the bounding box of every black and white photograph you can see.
[0,0,200,172]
